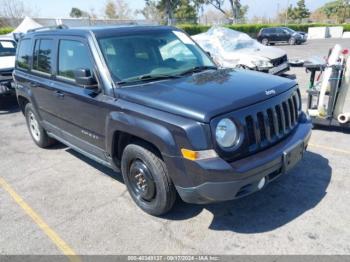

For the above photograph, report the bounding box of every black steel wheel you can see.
[128,159,156,202]
[121,143,176,216]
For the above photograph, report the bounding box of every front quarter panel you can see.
[105,99,213,187]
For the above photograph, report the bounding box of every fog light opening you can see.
[257,177,266,190]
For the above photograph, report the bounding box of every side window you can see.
[17,39,32,70]
[58,40,93,80]
[33,39,54,74]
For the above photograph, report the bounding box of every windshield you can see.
[283,28,295,34]
[98,30,215,82]
[0,40,16,57]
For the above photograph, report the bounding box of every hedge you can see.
[178,23,350,36]
[0,27,13,35]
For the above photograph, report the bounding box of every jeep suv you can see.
[258,27,307,46]
[14,26,312,215]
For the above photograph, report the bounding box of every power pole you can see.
[285,0,290,25]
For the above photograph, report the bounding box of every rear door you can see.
[276,28,289,42]
[27,37,61,125]
[266,28,276,42]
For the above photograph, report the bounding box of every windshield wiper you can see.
[178,65,218,76]
[117,74,180,85]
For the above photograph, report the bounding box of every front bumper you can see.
[174,119,312,204]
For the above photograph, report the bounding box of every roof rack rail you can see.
[27,24,69,33]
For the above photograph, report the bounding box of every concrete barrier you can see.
[343,32,350,38]
[308,27,329,39]
[329,26,344,38]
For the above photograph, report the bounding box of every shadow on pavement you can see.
[66,148,124,184]
[165,151,331,233]
[0,95,20,114]
[65,147,331,233]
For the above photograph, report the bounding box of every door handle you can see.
[30,82,38,88]
[53,90,65,98]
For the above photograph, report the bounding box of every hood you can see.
[117,69,296,123]
[238,46,286,60]
[192,26,286,67]
[0,56,15,70]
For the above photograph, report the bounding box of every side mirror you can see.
[74,68,98,89]
[206,51,212,58]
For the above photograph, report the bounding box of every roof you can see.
[24,25,178,38]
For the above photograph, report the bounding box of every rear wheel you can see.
[121,143,176,216]
[25,103,56,148]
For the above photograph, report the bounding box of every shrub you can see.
[0,27,13,35]
[178,23,350,36]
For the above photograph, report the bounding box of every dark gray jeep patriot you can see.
[14,25,312,215]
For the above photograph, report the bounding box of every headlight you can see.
[253,60,273,69]
[215,118,239,148]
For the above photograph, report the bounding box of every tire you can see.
[289,37,296,45]
[262,38,269,45]
[25,103,56,148]
[121,143,176,216]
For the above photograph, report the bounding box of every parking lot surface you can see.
[1,39,350,256]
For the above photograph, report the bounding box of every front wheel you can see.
[289,37,296,45]
[262,38,269,45]
[121,143,176,216]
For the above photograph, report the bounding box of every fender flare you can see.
[105,111,179,158]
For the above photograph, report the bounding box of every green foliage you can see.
[287,0,311,22]
[70,7,83,18]
[319,0,350,23]
[105,1,117,19]
[0,27,13,35]
[174,0,198,21]
[177,23,349,36]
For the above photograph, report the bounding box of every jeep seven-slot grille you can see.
[244,92,299,150]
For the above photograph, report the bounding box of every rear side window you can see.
[33,39,54,74]
[58,40,93,80]
[17,39,32,70]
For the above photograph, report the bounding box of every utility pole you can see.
[285,0,290,25]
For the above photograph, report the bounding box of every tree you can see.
[138,0,164,22]
[196,0,247,23]
[156,0,180,25]
[105,0,117,18]
[293,0,310,22]
[174,0,198,22]
[70,7,84,18]
[0,0,33,19]
[104,0,131,19]
[319,0,350,23]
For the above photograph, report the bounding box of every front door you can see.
[44,37,112,161]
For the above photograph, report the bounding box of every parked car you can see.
[0,36,17,96]
[193,27,290,76]
[14,26,312,215]
[257,27,307,46]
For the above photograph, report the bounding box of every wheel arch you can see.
[106,112,179,168]
[17,95,30,114]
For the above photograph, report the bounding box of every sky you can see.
[27,0,333,19]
